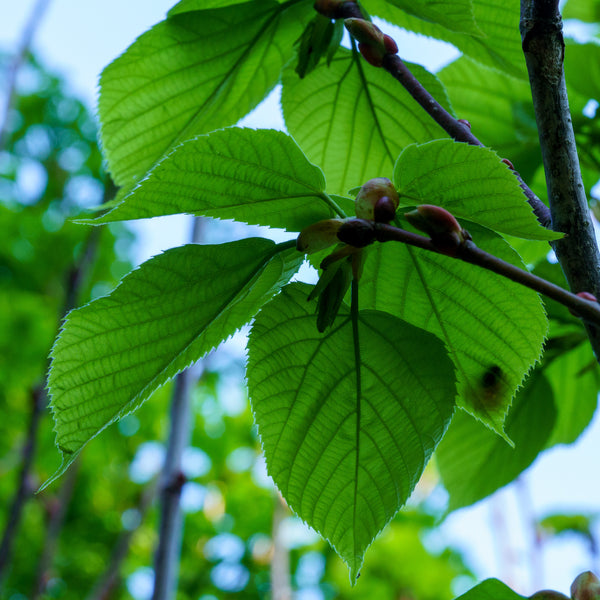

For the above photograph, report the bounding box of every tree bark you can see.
[520,0,600,360]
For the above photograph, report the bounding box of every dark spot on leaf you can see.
[482,365,502,389]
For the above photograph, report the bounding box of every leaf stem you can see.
[338,219,600,327]
[320,191,347,218]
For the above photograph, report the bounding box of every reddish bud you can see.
[374,196,397,223]
[405,204,468,257]
[355,177,399,220]
[337,218,377,248]
[344,18,384,46]
[358,42,383,67]
[529,592,570,600]
[501,157,515,170]
[383,34,398,55]
[569,292,599,318]
[457,118,471,130]
[571,571,600,600]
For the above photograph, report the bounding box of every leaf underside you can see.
[281,48,451,196]
[46,238,302,488]
[87,128,332,232]
[359,224,548,435]
[98,1,312,192]
[247,283,456,581]
[393,140,560,241]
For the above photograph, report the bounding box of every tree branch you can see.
[315,2,552,228]
[336,218,600,326]
[520,0,600,359]
[151,218,205,600]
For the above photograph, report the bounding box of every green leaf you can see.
[438,56,541,181]
[454,578,526,600]
[563,0,600,22]
[85,128,337,231]
[281,47,451,196]
[359,224,548,434]
[393,140,560,241]
[247,283,456,581]
[98,0,312,190]
[366,0,526,79]
[545,342,600,446]
[436,370,556,512]
[565,42,600,101]
[46,238,302,488]
[168,0,254,15]
[383,0,481,35]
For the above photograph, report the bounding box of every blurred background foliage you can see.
[0,52,474,600]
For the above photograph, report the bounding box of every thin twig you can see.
[520,0,600,360]
[151,218,205,600]
[337,218,600,326]
[0,0,52,151]
[317,1,552,228]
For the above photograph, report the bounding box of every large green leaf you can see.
[384,0,481,35]
[87,128,337,231]
[454,579,526,600]
[359,224,548,434]
[98,0,312,190]
[436,370,556,511]
[281,47,451,196]
[437,57,541,181]
[366,0,526,79]
[393,140,560,241]
[545,342,600,446]
[563,0,600,22]
[46,238,302,487]
[247,283,456,581]
[565,42,600,102]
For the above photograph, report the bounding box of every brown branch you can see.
[151,218,205,600]
[520,0,600,360]
[337,218,600,326]
[314,3,553,228]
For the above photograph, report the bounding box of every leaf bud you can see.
[405,204,468,256]
[344,18,384,46]
[313,0,356,19]
[528,591,570,600]
[316,257,353,332]
[337,218,376,248]
[501,157,515,170]
[383,34,398,55]
[457,118,471,129]
[570,572,600,600]
[296,218,344,254]
[355,177,399,220]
